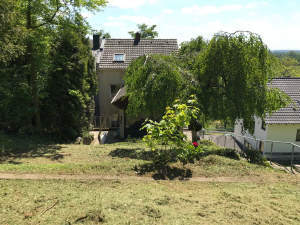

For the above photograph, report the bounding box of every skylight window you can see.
[113,54,125,62]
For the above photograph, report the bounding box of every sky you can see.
[85,0,300,50]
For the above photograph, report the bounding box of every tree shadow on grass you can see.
[134,163,192,180]
[109,147,192,180]
[109,148,156,161]
[0,133,64,164]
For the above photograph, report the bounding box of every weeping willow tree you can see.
[193,31,290,133]
[124,54,186,120]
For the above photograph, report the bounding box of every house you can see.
[234,77,300,160]
[92,33,178,138]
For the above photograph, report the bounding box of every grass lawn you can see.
[0,133,292,180]
[0,133,299,224]
[0,179,299,225]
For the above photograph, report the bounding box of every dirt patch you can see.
[0,172,298,183]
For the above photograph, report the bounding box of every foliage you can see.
[274,56,300,77]
[193,31,291,133]
[129,24,158,39]
[82,132,94,145]
[42,15,97,140]
[125,54,186,120]
[243,148,270,166]
[179,36,207,71]
[93,29,111,38]
[142,97,201,164]
[0,0,105,140]
[0,0,26,64]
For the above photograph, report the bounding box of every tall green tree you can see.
[22,0,106,132]
[125,54,185,120]
[0,0,25,64]
[193,32,290,132]
[129,24,158,39]
[42,15,97,140]
[0,0,105,138]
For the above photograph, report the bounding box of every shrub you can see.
[243,148,270,166]
[142,96,200,165]
[82,132,94,145]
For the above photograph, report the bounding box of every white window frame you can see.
[113,53,125,62]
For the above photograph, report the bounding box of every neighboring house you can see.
[92,33,178,138]
[234,77,300,159]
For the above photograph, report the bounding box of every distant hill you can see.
[272,50,300,53]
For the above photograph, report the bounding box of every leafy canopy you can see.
[142,97,204,165]
[193,31,290,132]
[129,24,158,39]
[124,54,185,120]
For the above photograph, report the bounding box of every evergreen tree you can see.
[42,15,97,140]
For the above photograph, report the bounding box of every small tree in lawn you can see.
[142,96,203,165]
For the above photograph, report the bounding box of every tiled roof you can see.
[266,78,300,124]
[97,39,178,69]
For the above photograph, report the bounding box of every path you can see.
[0,173,298,182]
[90,131,100,145]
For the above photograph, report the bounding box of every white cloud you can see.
[181,2,268,16]
[181,4,243,15]
[162,9,174,15]
[103,21,126,27]
[108,0,157,9]
[107,15,157,25]
[158,14,300,50]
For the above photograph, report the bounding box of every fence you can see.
[93,116,121,130]
[201,130,300,167]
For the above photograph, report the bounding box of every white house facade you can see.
[92,33,178,138]
[234,78,300,160]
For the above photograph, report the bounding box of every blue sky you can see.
[85,0,300,50]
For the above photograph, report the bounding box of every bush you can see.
[82,132,94,145]
[142,96,200,165]
[243,148,269,166]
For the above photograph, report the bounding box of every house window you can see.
[113,54,125,62]
[261,119,266,130]
[296,129,300,141]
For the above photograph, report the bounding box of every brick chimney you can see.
[93,34,100,50]
[134,32,141,45]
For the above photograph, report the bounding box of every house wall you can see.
[98,68,125,135]
[234,117,268,148]
[266,124,300,153]
[234,118,300,160]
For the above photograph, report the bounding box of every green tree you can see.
[193,31,290,132]
[0,0,105,138]
[94,29,111,38]
[22,0,106,132]
[142,97,201,164]
[0,0,25,64]
[129,24,158,39]
[42,15,97,140]
[125,54,185,120]
[179,36,207,70]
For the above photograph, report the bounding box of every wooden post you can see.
[291,145,295,168]
[255,139,258,151]
[233,135,236,150]
[270,142,274,162]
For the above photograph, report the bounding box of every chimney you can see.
[134,32,141,45]
[93,34,100,50]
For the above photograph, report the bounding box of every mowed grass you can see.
[0,132,293,180]
[0,179,299,225]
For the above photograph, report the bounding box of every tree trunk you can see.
[191,129,198,142]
